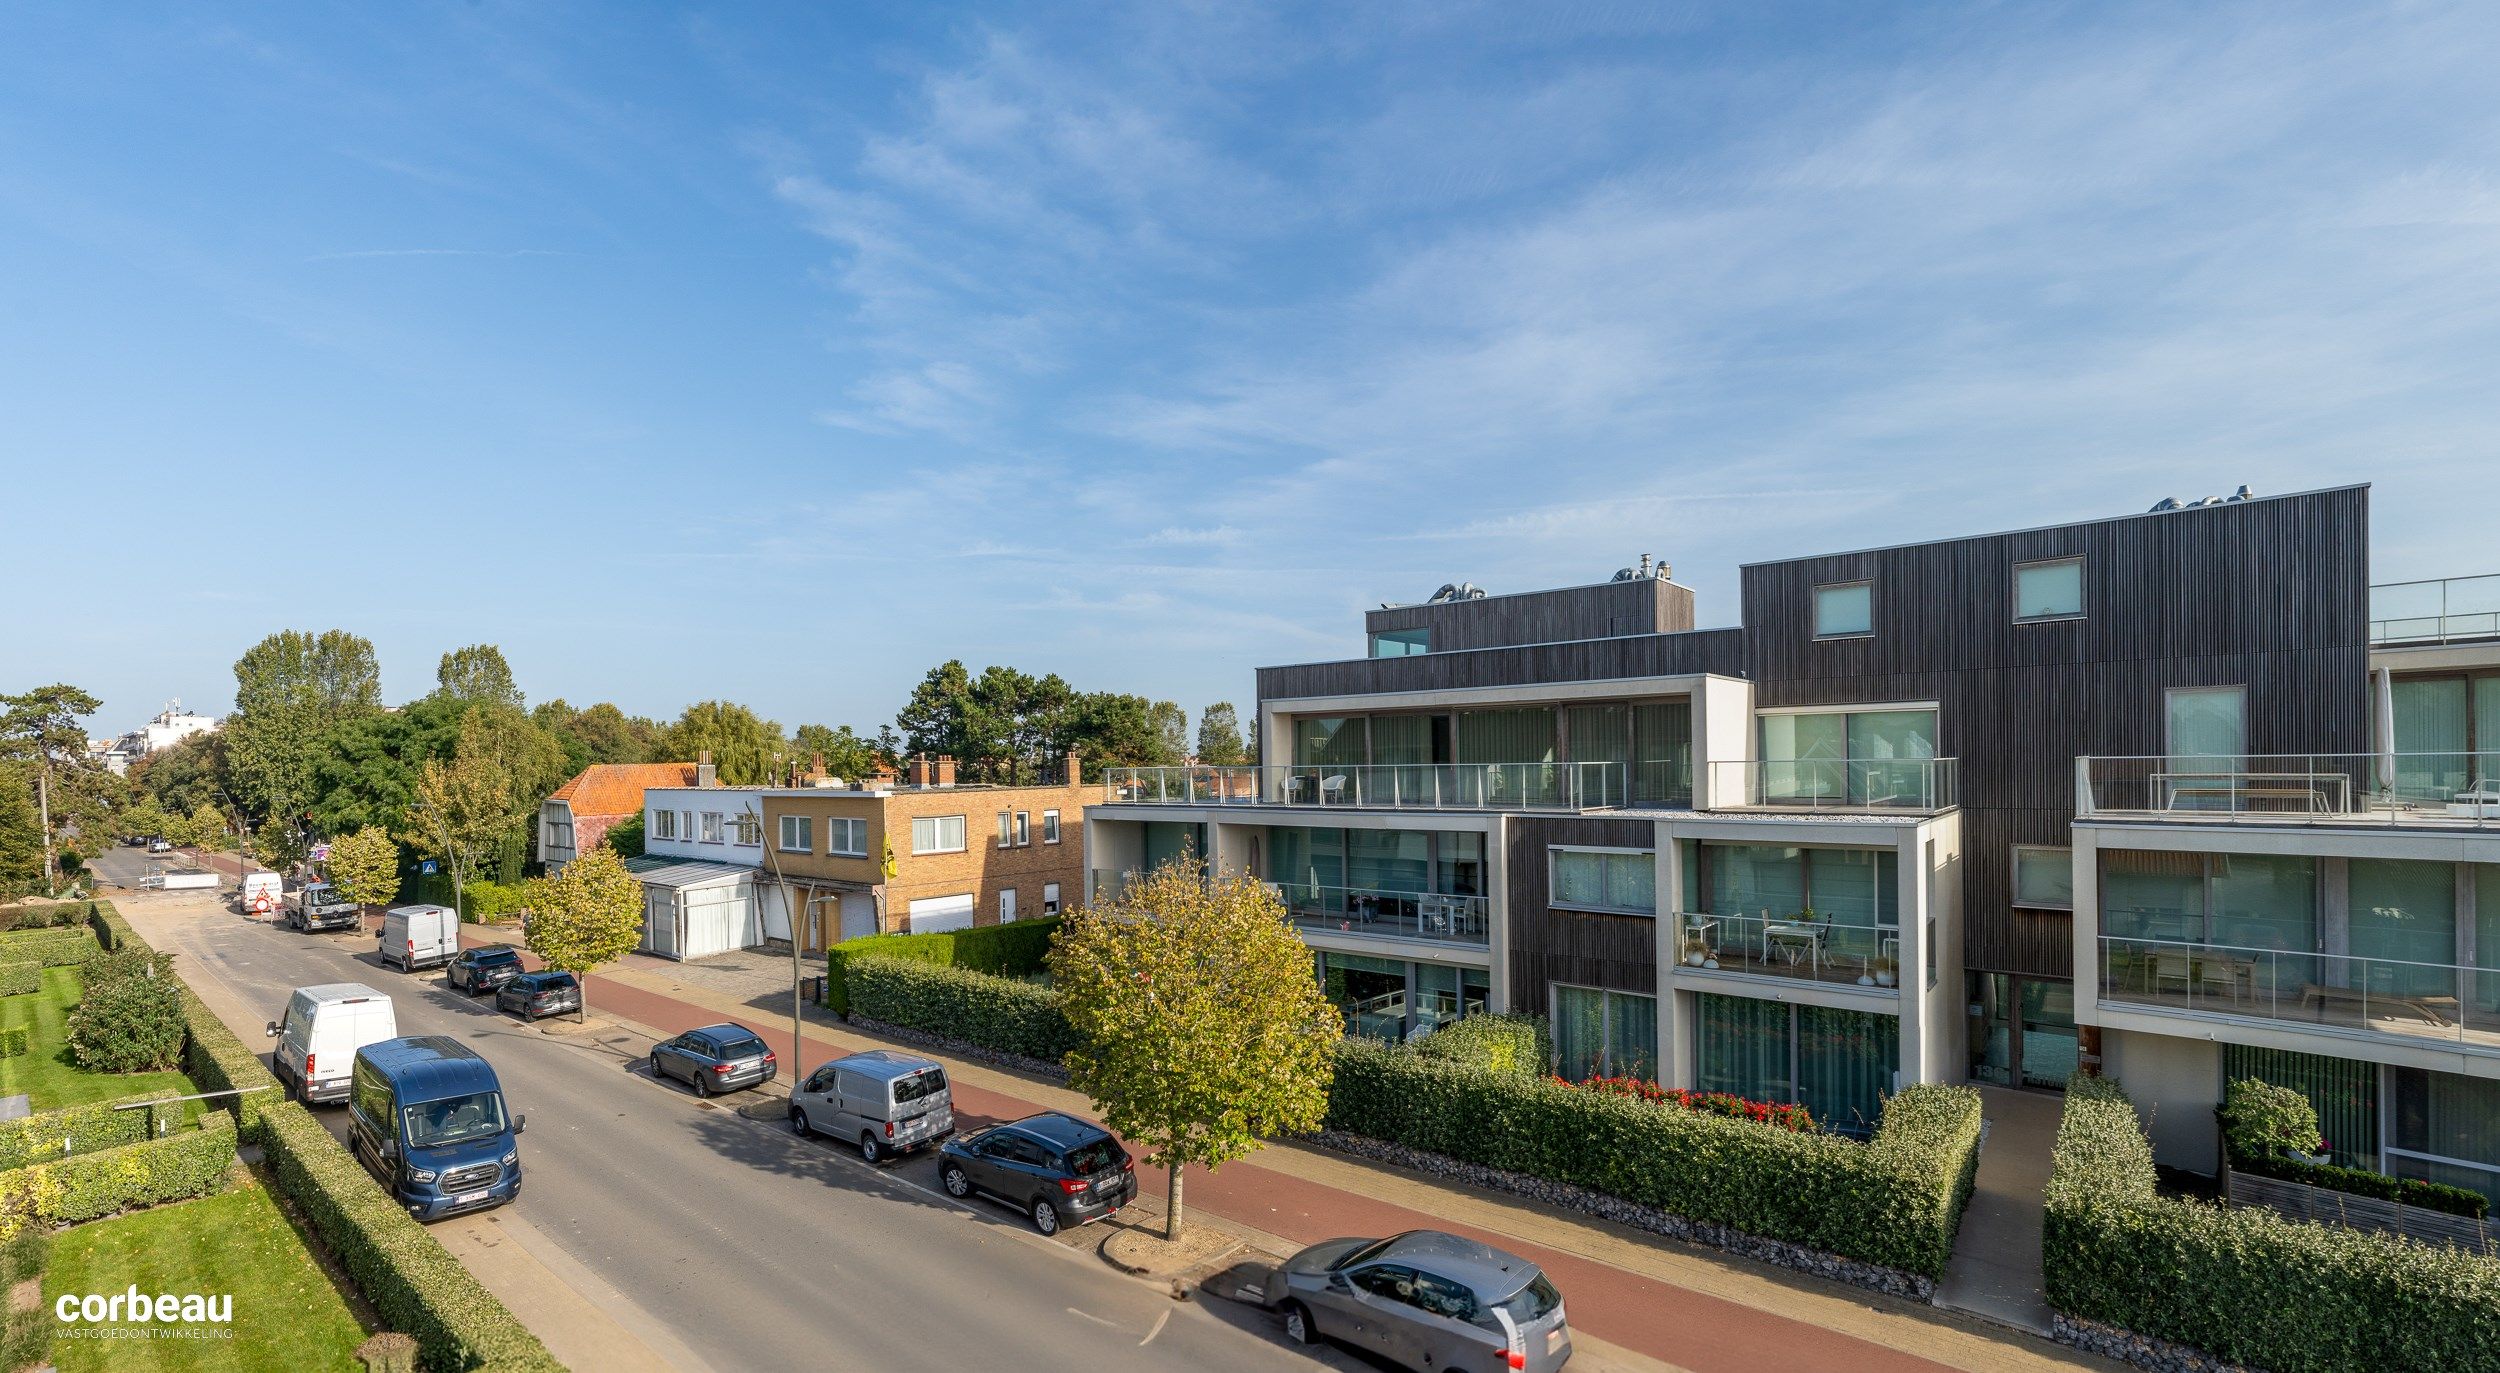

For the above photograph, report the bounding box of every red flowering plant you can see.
[1558,1074,1818,1133]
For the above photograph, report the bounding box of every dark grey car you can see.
[1264,1230,1572,1373]
[446,946,524,995]
[936,1112,1134,1236]
[649,1023,777,1097]
[494,971,579,1021]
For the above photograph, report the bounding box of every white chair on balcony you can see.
[1320,774,1348,805]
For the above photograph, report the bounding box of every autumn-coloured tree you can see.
[1049,856,1341,1240]
[522,845,643,1022]
[325,825,401,913]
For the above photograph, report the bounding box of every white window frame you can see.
[1813,580,1874,640]
[1043,881,1061,916]
[2011,844,2074,910]
[1042,810,1061,844]
[826,816,868,858]
[997,811,1013,849]
[651,809,678,841]
[777,814,813,854]
[2013,556,2086,624]
[999,888,1018,923]
[732,813,761,847]
[700,812,724,844]
[1013,811,1030,846]
[1546,845,1658,917]
[912,814,967,855]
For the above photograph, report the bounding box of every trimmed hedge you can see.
[0,900,94,932]
[0,926,98,968]
[826,916,1062,1016]
[89,902,283,1141]
[846,955,1079,1063]
[2046,1074,2500,1373]
[0,1115,235,1240]
[0,960,38,996]
[1412,1013,1549,1075]
[259,1102,562,1373]
[0,1090,183,1170]
[1328,1039,1984,1278]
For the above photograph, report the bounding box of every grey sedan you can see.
[650,1023,777,1097]
[1264,1230,1572,1373]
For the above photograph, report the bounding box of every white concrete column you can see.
[1896,827,1927,1086]
[1654,820,1684,1086]
[1486,816,1512,1014]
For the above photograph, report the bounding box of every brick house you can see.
[755,752,1091,952]
[539,759,705,872]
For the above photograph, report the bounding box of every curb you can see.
[1098,1227,1245,1282]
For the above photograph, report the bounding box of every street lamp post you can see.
[753,804,807,1085]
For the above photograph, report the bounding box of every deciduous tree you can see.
[792,723,889,780]
[0,766,42,897]
[522,846,643,1022]
[435,644,523,710]
[1195,703,1246,766]
[225,629,380,868]
[1049,857,1341,1240]
[325,825,401,911]
[657,701,785,785]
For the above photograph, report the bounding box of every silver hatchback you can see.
[1265,1230,1571,1373]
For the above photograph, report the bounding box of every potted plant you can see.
[1871,954,1898,987]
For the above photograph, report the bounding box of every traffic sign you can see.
[420,860,439,875]
[310,843,331,862]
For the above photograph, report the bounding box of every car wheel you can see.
[1029,1198,1061,1236]
[859,1133,883,1165]
[1282,1301,1316,1346]
[941,1164,972,1198]
[693,1071,711,1098]
[789,1107,811,1137]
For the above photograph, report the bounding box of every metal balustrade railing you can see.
[2099,935,2500,1045]
[1100,762,1628,811]
[2076,754,2500,827]
[1702,757,1958,813]
[2371,574,2500,645]
[1670,910,1904,988]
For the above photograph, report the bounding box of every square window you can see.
[2012,845,2073,910]
[732,814,760,846]
[826,817,867,857]
[700,812,723,843]
[777,814,812,854]
[2015,557,2085,622]
[1814,581,1872,639]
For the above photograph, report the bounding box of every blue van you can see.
[347,1036,525,1220]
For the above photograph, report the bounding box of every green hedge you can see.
[2045,1074,2500,1373]
[825,916,1062,1016]
[0,926,98,968]
[1327,1039,1984,1278]
[0,1028,21,1059]
[259,1103,562,1373]
[1412,1014,1550,1075]
[0,1115,235,1241]
[0,1090,183,1170]
[0,960,39,996]
[846,955,1079,1063]
[89,903,282,1142]
[0,901,93,932]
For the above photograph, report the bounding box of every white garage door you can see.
[906,893,975,934]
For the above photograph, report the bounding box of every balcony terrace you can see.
[2372,573,2500,647]
[1700,757,1958,815]
[1671,909,1904,990]
[1099,762,1629,812]
[2099,935,2500,1053]
[2077,754,2500,830]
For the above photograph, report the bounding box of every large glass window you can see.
[1703,844,1896,956]
[1293,717,1366,768]
[2389,1067,2500,1208]
[1369,715,1433,766]
[2224,1045,2377,1171]
[1696,993,1788,1101]
[1140,821,1203,871]
[2210,855,2318,994]
[1758,708,1938,806]
[1457,708,1558,805]
[1548,848,1655,915]
[1552,986,1656,1080]
[1566,704,1630,808]
[2479,679,2500,787]
[2012,846,2074,909]
[1631,700,1693,807]
[1696,994,1898,1137]
[2348,858,2457,1000]
[1321,952,1408,1043]
[2014,557,2085,621]
[1814,581,1872,638]
[2393,677,2472,799]
[2166,686,2246,765]
[1369,628,1431,658]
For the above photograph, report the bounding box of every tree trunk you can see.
[34,765,53,896]
[1165,1160,1184,1242]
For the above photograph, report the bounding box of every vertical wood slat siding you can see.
[1504,816,1660,1015]
[1259,487,2372,984]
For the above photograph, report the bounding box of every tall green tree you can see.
[1052,692,1184,769]
[657,701,786,785]
[522,846,644,1023]
[0,765,42,897]
[1051,857,1341,1240]
[225,629,381,867]
[0,683,103,894]
[406,705,564,908]
[306,694,468,839]
[435,644,523,710]
[792,723,890,780]
[894,662,1080,782]
[128,732,224,815]
[1147,701,1188,764]
[325,825,401,911]
[534,700,662,773]
[1195,703,1246,766]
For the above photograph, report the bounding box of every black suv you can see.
[937,1112,1135,1236]
[447,947,525,995]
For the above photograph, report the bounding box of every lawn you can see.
[0,966,199,1109]
[41,1177,370,1373]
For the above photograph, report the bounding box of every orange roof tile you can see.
[549,762,701,819]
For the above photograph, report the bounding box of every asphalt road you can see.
[148,904,1341,1373]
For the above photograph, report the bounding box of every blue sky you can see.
[5,2,2498,737]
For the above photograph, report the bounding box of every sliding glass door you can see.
[1696,993,1899,1136]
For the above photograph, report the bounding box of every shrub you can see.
[2219,1077,2324,1163]
[258,1102,563,1372]
[0,926,97,968]
[825,916,1063,1016]
[845,956,1079,1063]
[86,903,280,1142]
[1568,1076,1819,1132]
[2239,1153,2489,1220]
[0,960,38,996]
[0,1091,182,1170]
[1413,1013,1550,1075]
[67,952,187,1073]
[2046,1073,2500,1373]
[0,1115,236,1241]
[1327,1039,1983,1277]
[0,901,92,933]
[0,1028,21,1059]
[461,879,527,923]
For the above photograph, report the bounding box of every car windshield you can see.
[533,975,576,991]
[715,1035,766,1059]
[892,1067,946,1103]
[1494,1273,1562,1324]
[1062,1138,1120,1176]
[475,950,519,966]
[403,1091,508,1149]
[1332,1238,1395,1271]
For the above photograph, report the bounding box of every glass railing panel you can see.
[2075,755,2500,827]
[1670,910,1903,989]
[1269,880,1489,945]
[1099,763,1628,812]
[1703,758,1957,813]
[2099,936,2500,1048]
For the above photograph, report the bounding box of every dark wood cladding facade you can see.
[1504,816,1660,1016]
[1263,487,2375,983]
[1364,578,1696,654]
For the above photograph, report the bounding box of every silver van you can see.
[787,1050,953,1164]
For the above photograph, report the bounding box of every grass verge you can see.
[0,967,198,1110]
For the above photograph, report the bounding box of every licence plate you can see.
[451,1190,492,1206]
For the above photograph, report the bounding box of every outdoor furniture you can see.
[1763,914,1828,972]
[2154,771,2347,814]
[1319,774,1348,804]
[2150,950,2195,998]
[2449,780,2500,818]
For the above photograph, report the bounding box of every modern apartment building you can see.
[755,753,1090,952]
[1089,484,2500,1174]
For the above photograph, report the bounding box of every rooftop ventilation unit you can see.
[1427,582,1487,603]
[2148,485,2255,513]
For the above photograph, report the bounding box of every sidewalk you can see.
[471,928,2108,1373]
[1935,1087,2061,1333]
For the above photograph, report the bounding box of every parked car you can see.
[1262,1230,1572,1373]
[378,904,460,972]
[265,983,397,1104]
[236,870,285,917]
[936,1112,1134,1236]
[285,881,362,932]
[788,1049,952,1162]
[649,1023,778,1098]
[348,1035,524,1221]
[496,971,580,1021]
[146,838,171,854]
[446,946,525,995]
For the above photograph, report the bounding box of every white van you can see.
[238,871,285,917]
[379,905,461,972]
[266,984,397,1104]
